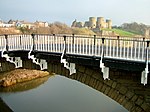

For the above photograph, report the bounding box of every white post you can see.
[109,40,112,57]
[138,41,141,60]
[134,41,137,60]
[106,39,108,57]
[89,38,91,55]
[120,40,122,59]
[131,41,133,59]
[112,40,115,57]
[127,41,129,59]
[86,38,88,55]
[123,41,126,58]
[99,38,110,80]
[82,38,84,54]
[80,38,82,54]
[141,41,149,85]
[142,38,145,61]
[60,35,76,75]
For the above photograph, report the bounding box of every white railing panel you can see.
[0,35,5,51]
[0,34,148,63]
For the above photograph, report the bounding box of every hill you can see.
[0,27,21,34]
[115,22,150,36]
[102,28,136,37]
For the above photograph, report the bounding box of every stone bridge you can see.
[0,34,150,112]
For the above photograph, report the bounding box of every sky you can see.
[0,0,150,26]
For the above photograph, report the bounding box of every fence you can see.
[0,34,149,62]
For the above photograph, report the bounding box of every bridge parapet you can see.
[0,34,150,84]
[0,47,150,111]
[0,34,149,61]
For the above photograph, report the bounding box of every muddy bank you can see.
[0,69,50,87]
[0,75,51,92]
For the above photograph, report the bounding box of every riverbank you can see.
[0,69,50,87]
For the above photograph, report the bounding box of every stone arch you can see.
[46,61,150,112]
[0,58,150,112]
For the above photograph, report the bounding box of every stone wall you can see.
[1,58,150,112]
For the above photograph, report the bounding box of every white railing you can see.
[104,38,147,61]
[0,34,149,62]
[0,35,5,51]
[6,34,32,51]
[34,34,64,53]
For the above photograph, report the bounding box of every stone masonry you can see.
[0,58,150,112]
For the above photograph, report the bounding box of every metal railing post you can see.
[31,34,35,51]
[102,38,105,57]
[146,41,149,63]
[64,35,66,54]
[53,34,55,52]
[141,40,149,85]
[94,35,96,55]
[20,36,22,46]
[142,38,145,60]
[72,34,75,44]
[117,36,119,57]
[5,34,9,51]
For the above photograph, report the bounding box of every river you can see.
[0,75,128,112]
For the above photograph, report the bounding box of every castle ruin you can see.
[71,17,112,33]
[145,28,150,37]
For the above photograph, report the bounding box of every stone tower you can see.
[145,28,150,37]
[106,19,112,29]
[89,17,96,29]
[96,17,105,28]
[71,19,77,27]
[71,17,112,30]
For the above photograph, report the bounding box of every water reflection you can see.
[0,98,13,112]
[0,75,128,112]
[0,76,51,93]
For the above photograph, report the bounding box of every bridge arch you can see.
[0,34,150,112]
[46,61,150,112]
[0,58,150,112]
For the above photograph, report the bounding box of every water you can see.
[0,75,128,112]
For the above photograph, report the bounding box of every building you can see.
[0,19,14,27]
[71,17,112,31]
[145,28,150,37]
[15,21,36,29]
[35,21,49,27]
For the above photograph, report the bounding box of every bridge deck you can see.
[0,34,149,72]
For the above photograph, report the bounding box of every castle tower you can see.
[84,21,90,28]
[145,29,150,37]
[106,19,112,29]
[71,19,77,27]
[96,17,105,28]
[89,17,96,29]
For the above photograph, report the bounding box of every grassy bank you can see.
[102,28,136,37]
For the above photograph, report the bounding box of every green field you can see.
[102,28,136,37]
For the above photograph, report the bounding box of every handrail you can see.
[0,34,149,62]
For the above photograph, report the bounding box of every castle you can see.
[71,17,112,32]
[145,28,150,37]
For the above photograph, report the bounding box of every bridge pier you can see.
[0,58,15,72]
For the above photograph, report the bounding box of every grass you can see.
[102,28,136,37]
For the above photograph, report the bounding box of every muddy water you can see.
[0,75,128,112]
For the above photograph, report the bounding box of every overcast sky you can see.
[0,0,150,26]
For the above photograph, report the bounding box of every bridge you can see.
[0,34,150,112]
